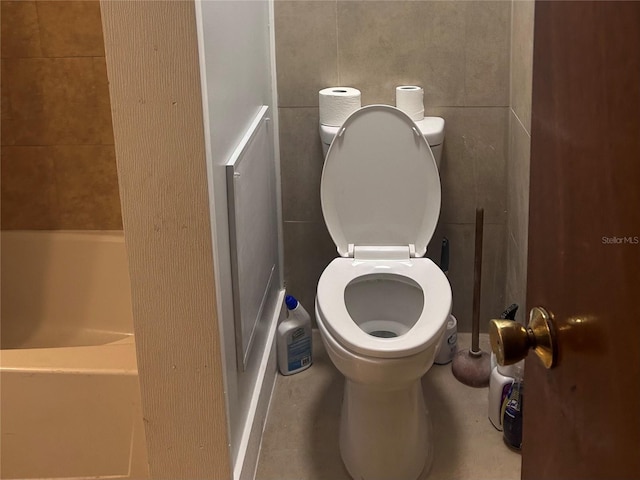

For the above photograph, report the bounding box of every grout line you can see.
[278,105,511,110]
[510,108,531,137]
[438,221,507,226]
[508,229,520,249]
[509,0,515,113]
[430,105,511,109]
[278,105,320,109]
[335,0,340,85]
[466,0,480,229]
[462,1,469,107]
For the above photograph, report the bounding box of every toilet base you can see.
[339,378,433,480]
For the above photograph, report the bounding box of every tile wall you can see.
[1,1,121,230]
[506,0,534,321]
[275,1,511,331]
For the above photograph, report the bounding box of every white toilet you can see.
[315,105,452,480]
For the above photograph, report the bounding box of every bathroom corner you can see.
[506,0,535,319]
[275,0,512,332]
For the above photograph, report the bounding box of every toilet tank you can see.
[320,116,445,168]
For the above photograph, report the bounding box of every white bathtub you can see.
[0,231,149,479]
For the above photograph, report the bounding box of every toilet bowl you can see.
[315,105,452,480]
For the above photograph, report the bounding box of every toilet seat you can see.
[317,104,451,359]
[316,258,452,359]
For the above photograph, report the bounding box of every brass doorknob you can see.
[489,306,558,369]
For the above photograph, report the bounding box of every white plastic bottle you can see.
[277,295,313,375]
[488,360,524,430]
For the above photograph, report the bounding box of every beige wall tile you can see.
[505,281,527,323]
[507,111,530,251]
[465,1,511,106]
[505,232,527,320]
[1,145,122,230]
[510,0,534,133]
[2,57,109,145]
[435,131,477,225]
[2,58,46,126]
[275,1,338,107]
[279,107,325,222]
[1,1,43,58]
[428,223,473,332]
[429,222,505,333]
[92,57,115,145]
[481,222,507,328]
[1,1,120,231]
[472,108,508,225]
[505,111,530,311]
[283,221,338,325]
[53,145,123,229]
[429,106,508,225]
[36,1,105,57]
[337,1,466,106]
[1,147,59,229]
[40,57,107,144]
[505,0,534,317]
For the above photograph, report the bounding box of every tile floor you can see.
[256,331,521,480]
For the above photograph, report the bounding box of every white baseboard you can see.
[234,289,283,480]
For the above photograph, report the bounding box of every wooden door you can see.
[524,1,640,478]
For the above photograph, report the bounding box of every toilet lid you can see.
[321,105,441,257]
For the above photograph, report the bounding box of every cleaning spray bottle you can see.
[489,359,524,430]
[277,295,312,375]
[488,304,519,430]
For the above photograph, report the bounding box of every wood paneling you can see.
[524,2,640,478]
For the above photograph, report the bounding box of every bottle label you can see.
[288,327,311,371]
[503,382,524,449]
[501,381,513,412]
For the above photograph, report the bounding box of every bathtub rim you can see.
[0,336,138,375]
[1,229,127,242]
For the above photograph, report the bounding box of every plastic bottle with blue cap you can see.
[277,295,313,375]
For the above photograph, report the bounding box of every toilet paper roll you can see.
[395,85,424,121]
[319,87,362,126]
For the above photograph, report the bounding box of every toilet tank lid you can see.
[320,116,445,146]
[414,116,445,146]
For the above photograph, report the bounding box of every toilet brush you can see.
[452,207,491,387]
